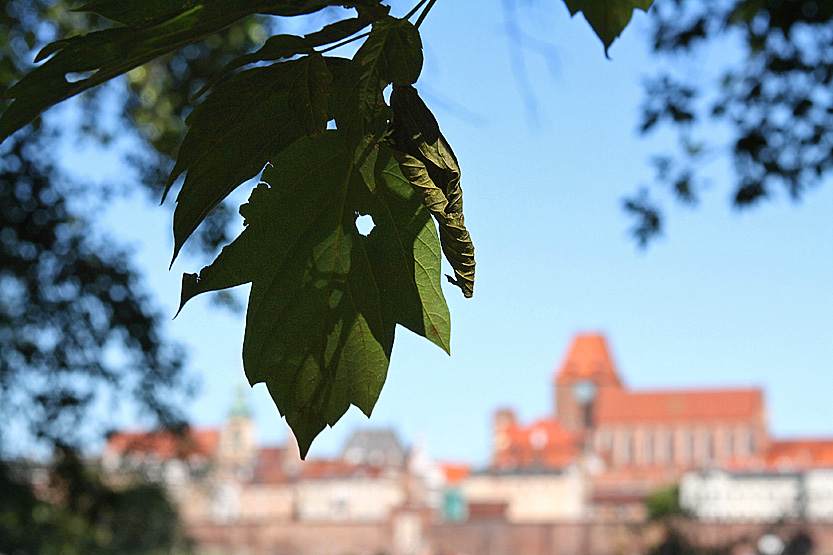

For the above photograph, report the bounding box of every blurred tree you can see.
[0,0,271,546]
[645,484,682,520]
[626,0,833,244]
[0,450,191,554]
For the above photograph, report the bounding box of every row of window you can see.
[596,426,758,466]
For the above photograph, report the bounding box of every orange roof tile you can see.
[106,428,219,460]
[493,419,579,470]
[555,333,623,388]
[766,439,833,469]
[595,388,763,424]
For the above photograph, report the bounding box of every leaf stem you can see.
[414,0,438,28]
[319,31,371,53]
[405,0,430,20]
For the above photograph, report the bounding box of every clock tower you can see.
[554,333,623,433]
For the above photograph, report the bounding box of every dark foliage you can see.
[645,485,682,520]
[0,452,191,554]
[0,0,269,547]
[0,135,190,446]
[627,0,833,243]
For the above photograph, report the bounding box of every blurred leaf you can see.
[562,0,654,55]
[178,131,449,457]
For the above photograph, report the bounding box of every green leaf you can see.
[330,16,423,157]
[361,144,451,354]
[191,16,373,101]
[179,131,450,457]
[166,54,333,263]
[289,53,331,137]
[77,0,361,27]
[75,0,205,26]
[0,4,251,144]
[0,0,369,144]
[387,84,475,298]
[562,0,654,55]
[361,16,423,86]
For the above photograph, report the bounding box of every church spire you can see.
[229,381,252,418]
[554,333,622,388]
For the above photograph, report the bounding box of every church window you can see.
[662,431,673,463]
[682,429,694,463]
[622,431,633,465]
[705,431,715,462]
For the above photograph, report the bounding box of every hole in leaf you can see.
[355,214,375,236]
[326,120,337,130]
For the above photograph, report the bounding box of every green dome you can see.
[229,382,252,418]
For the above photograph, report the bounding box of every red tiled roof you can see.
[554,333,622,388]
[595,388,763,424]
[766,439,833,469]
[494,419,579,470]
[106,428,219,459]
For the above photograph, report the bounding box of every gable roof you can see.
[340,428,405,466]
[555,333,622,388]
[595,388,764,424]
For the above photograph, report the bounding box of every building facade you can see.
[489,333,833,523]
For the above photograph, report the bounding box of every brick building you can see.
[490,333,833,521]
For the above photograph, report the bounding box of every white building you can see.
[680,468,833,522]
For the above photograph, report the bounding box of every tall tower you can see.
[554,334,623,433]
[218,382,257,470]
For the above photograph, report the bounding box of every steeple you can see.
[229,381,252,418]
[218,381,256,470]
[554,333,622,388]
[554,333,624,433]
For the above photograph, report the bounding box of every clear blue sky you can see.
[65,1,833,466]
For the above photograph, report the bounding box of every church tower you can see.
[554,334,624,433]
[218,382,257,471]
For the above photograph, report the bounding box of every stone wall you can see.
[187,517,833,555]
